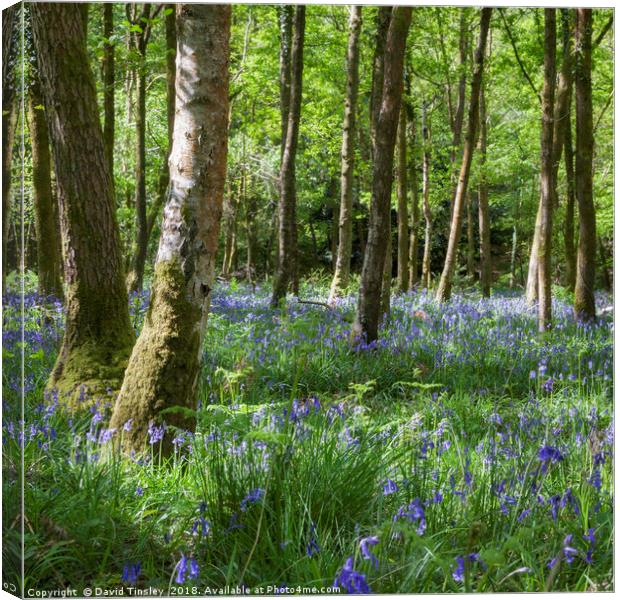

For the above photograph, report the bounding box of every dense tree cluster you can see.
[2,4,613,451]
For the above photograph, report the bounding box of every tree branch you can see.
[593,15,613,48]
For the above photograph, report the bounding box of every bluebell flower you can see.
[588,469,602,490]
[383,479,399,496]
[306,538,320,557]
[175,555,199,584]
[542,378,554,393]
[452,554,482,583]
[240,488,264,512]
[136,486,144,497]
[123,419,132,432]
[122,561,141,585]
[359,536,379,569]
[333,556,371,594]
[393,498,426,535]
[562,534,578,564]
[192,517,210,537]
[148,422,165,445]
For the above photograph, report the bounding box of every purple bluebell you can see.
[240,488,264,511]
[333,556,371,594]
[383,479,399,496]
[122,562,141,585]
[359,536,379,569]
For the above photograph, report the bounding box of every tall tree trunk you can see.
[537,9,556,332]
[126,5,152,293]
[2,5,18,290]
[435,8,492,302]
[145,4,176,243]
[381,222,392,321]
[408,103,420,290]
[27,75,63,298]
[110,4,230,454]
[103,3,115,177]
[245,176,257,284]
[271,6,305,307]
[32,3,134,400]
[563,102,576,291]
[448,9,469,223]
[573,8,596,321]
[527,9,574,305]
[598,236,611,292]
[354,7,412,343]
[466,192,475,280]
[421,101,432,289]
[329,6,362,303]
[278,5,293,159]
[369,7,392,158]
[396,104,409,293]
[478,81,491,297]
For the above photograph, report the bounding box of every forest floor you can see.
[2,278,613,593]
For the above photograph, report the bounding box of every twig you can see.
[295,298,333,309]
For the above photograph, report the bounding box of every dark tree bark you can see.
[435,8,492,302]
[421,101,432,289]
[408,102,420,290]
[103,3,115,176]
[145,4,176,243]
[27,74,63,298]
[563,115,576,291]
[32,3,134,401]
[126,4,160,293]
[354,7,412,343]
[527,9,575,305]
[369,7,392,158]
[396,104,409,293]
[271,6,305,306]
[537,9,556,332]
[478,81,491,297]
[110,4,230,454]
[278,5,293,159]
[329,6,362,303]
[2,5,18,289]
[574,8,596,321]
[466,192,475,280]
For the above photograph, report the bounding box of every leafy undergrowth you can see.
[2,280,613,593]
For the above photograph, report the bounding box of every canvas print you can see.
[1,2,614,596]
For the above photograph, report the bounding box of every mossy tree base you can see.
[109,261,203,455]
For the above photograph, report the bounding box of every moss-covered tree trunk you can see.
[2,5,18,290]
[396,104,409,293]
[563,114,576,291]
[32,3,134,402]
[329,6,362,303]
[27,75,63,299]
[536,9,556,332]
[435,8,492,302]
[271,6,305,307]
[354,7,412,343]
[421,101,432,289]
[110,4,230,454]
[573,8,596,321]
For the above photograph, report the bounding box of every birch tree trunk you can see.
[32,3,134,401]
[573,8,596,321]
[435,8,492,302]
[354,7,412,343]
[110,4,230,454]
[329,6,362,303]
[536,9,556,332]
[271,6,305,306]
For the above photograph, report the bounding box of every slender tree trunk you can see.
[478,81,491,296]
[537,9,556,332]
[145,4,176,243]
[381,222,392,321]
[408,103,420,290]
[271,6,305,306]
[598,236,611,292]
[27,75,63,298]
[574,8,596,321]
[103,3,115,177]
[435,8,492,302]
[396,104,409,292]
[32,3,134,400]
[421,101,432,289]
[278,5,293,159]
[369,7,392,159]
[448,9,469,223]
[329,6,362,303]
[466,192,475,280]
[110,4,230,454]
[527,9,574,305]
[354,7,412,343]
[2,5,18,290]
[563,107,576,291]
[245,179,257,284]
